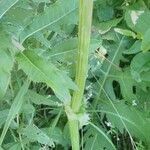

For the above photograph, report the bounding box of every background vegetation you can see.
[0,0,150,150]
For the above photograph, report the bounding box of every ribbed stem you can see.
[67,1,93,150]
[72,0,93,113]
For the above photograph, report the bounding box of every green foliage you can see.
[0,0,19,19]
[19,0,78,43]
[0,0,150,149]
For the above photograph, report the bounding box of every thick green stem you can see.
[72,0,93,113]
[66,1,93,150]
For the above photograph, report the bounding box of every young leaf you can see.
[0,0,19,19]
[19,0,78,43]
[16,50,77,103]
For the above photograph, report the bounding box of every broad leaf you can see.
[16,50,77,102]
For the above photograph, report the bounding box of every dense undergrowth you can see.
[0,0,150,150]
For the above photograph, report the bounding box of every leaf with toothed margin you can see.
[16,50,77,103]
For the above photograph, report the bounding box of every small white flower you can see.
[105,121,112,127]
[132,100,137,106]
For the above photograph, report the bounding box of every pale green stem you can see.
[66,1,93,150]
[72,0,93,113]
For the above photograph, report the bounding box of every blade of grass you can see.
[0,79,30,146]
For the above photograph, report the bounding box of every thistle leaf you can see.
[19,0,78,43]
[16,50,77,102]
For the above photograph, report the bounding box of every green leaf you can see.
[0,0,19,19]
[130,52,150,82]
[21,124,54,147]
[0,50,14,99]
[19,0,78,43]
[84,123,116,150]
[0,80,30,146]
[16,50,77,102]
[124,40,142,54]
[100,101,150,144]
[141,28,150,51]
[125,10,150,37]
[114,28,136,38]
[0,109,9,128]
[97,18,122,34]
[25,90,60,106]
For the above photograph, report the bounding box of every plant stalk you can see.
[72,0,93,113]
[67,0,93,150]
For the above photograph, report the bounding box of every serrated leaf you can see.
[21,124,54,147]
[19,0,78,43]
[25,90,60,106]
[0,0,19,19]
[16,50,77,102]
[141,28,150,51]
